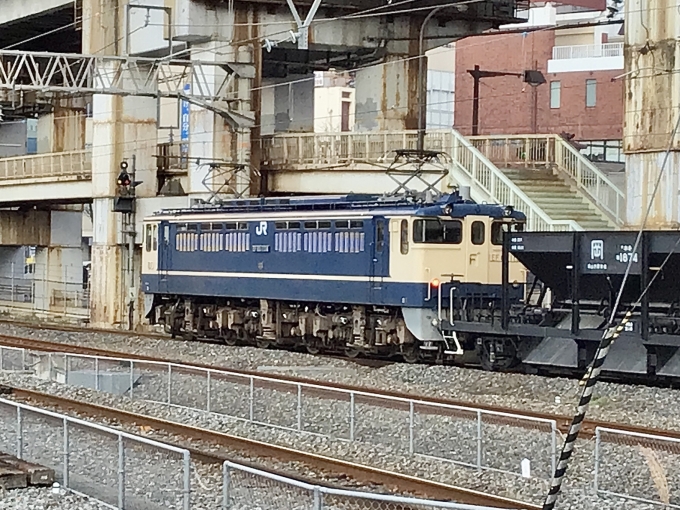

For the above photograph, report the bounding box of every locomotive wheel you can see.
[223,330,238,346]
[256,338,272,349]
[401,344,419,364]
[306,338,322,355]
[345,346,361,358]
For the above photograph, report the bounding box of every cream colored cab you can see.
[389,215,526,287]
[142,221,160,273]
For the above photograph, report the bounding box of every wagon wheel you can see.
[401,344,419,364]
[345,346,361,359]
[305,336,322,355]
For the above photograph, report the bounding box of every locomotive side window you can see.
[304,221,318,229]
[471,221,485,245]
[335,220,349,229]
[413,219,462,244]
[491,221,525,245]
[376,220,385,252]
[350,220,364,229]
[145,225,152,252]
[152,225,158,251]
[275,221,302,230]
[400,220,409,254]
[318,221,331,229]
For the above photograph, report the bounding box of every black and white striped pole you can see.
[541,310,633,510]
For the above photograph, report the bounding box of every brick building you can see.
[452,3,625,165]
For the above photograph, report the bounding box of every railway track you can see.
[0,331,677,442]
[0,385,536,510]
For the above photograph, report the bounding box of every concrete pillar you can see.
[624,0,680,228]
[84,0,157,327]
[355,55,420,132]
[187,5,260,200]
[34,210,84,314]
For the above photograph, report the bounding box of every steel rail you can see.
[0,332,677,442]
[1,385,536,510]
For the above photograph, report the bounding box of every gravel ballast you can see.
[0,486,113,510]
[0,369,672,510]
[0,322,679,508]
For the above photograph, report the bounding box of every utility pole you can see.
[468,66,546,135]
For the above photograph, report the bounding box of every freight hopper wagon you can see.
[439,230,680,380]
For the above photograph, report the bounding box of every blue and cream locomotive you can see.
[141,193,526,362]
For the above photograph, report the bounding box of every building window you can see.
[580,140,624,163]
[586,79,597,107]
[550,81,561,109]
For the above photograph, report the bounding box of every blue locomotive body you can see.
[141,193,526,360]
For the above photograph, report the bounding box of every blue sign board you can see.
[180,84,190,161]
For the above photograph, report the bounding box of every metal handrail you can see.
[261,130,583,231]
[470,134,624,226]
[551,42,624,60]
[0,149,92,181]
[449,130,583,232]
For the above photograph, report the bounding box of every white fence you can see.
[222,461,512,510]
[0,397,190,510]
[594,427,680,508]
[551,43,624,60]
[0,150,91,182]
[0,346,558,481]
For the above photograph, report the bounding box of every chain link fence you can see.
[0,397,190,510]
[594,427,680,508]
[222,461,510,510]
[1,346,557,481]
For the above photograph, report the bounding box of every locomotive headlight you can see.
[431,318,440,327]
[504,206,514,217]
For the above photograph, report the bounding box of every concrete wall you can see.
[314,87,355,133]
[0,0,72,26]
[0,210,50,246]
[454,29,623,141]
[0,120,32,157]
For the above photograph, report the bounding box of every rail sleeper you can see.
[0,453,54,488]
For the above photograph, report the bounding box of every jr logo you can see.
[255,221,268,236]
[591,240,604,260]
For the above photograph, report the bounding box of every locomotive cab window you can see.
[471,221,485,245]
[413,219,462,244]
[152,225,158,251]
[491,221,525,245]
[400,220,409,254]
[145,225,152,252]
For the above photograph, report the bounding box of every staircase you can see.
[468,134,624,230]
[501,168,612,230]
[260,129,625,232]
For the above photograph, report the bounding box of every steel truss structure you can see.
[0,50,255,128]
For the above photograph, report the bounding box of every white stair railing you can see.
[262,130,583,231]
[469,134,624,226]
[447,130,582,232]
